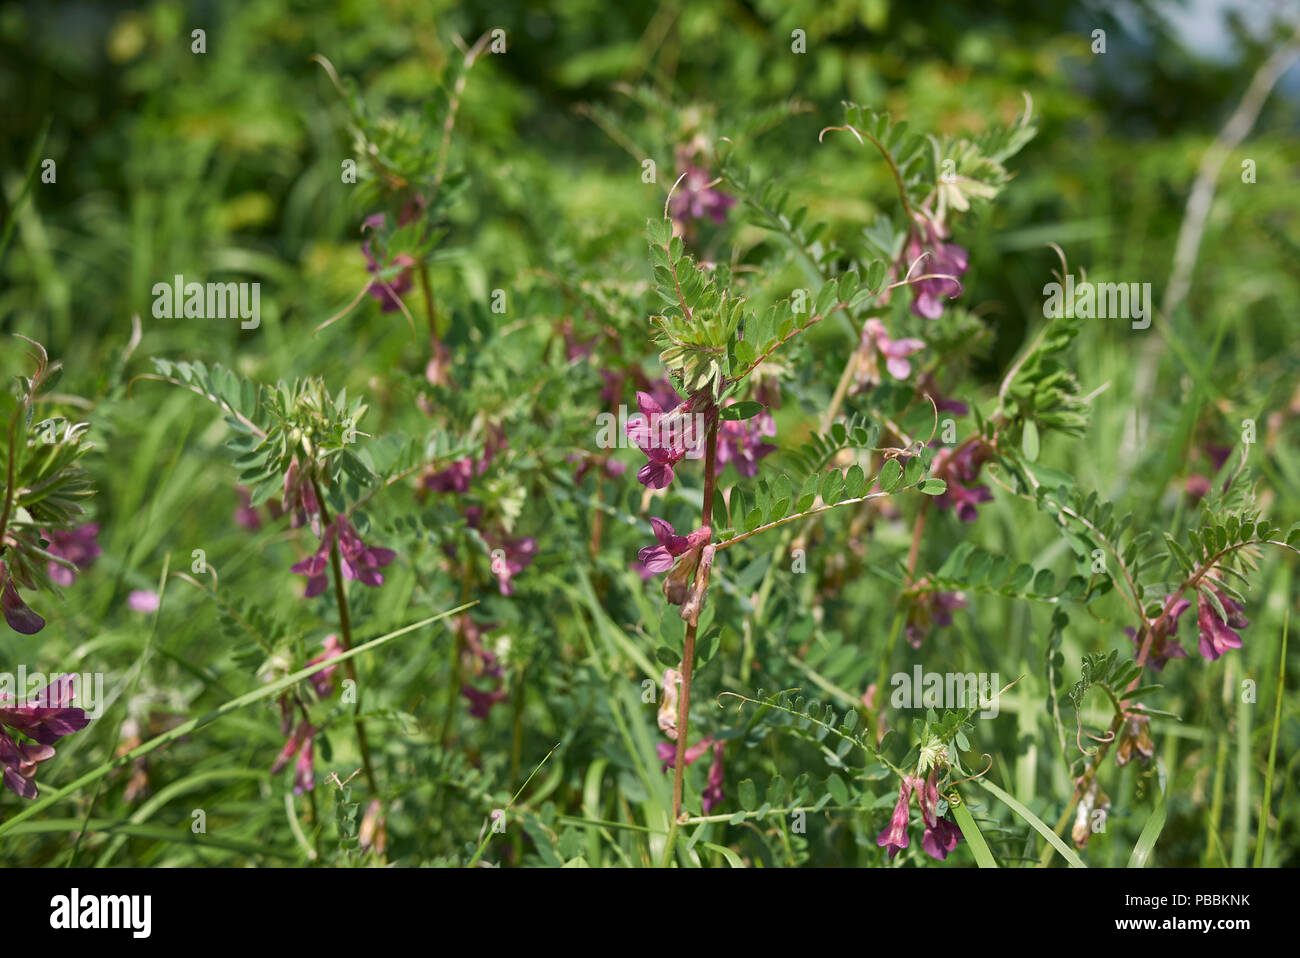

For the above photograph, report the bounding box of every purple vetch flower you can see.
[701,741,727,813]
[336,516,397,587]
[488,536,537,596]
[281,459,322,535]
[1125,595,1190,671]
[43,523,101,587]
[877,777,914,860]
[655,735,715,773]
[1196,585,1248,661]
[855,319,926,389]
[271,720,317,794]
[626,389,707,490]
[361,214,416,313]
[422,428,507,494]
[292,516,396,598]
[462,683,509,719]
[0,675,89,799]
[930,441,993,522]
[905,218,968,320]
[570,452,627,484]
[915,770,962,861]
[127,589,160,614]
[235,487,262,531]
[305,634,344,698]
[638,518,712,575]
[904,580,968,649]
[716,402,777,478]
[1,561,44,635]
[669,143,735,229]
[460,616,503,680]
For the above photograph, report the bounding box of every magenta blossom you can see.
[669,152,735,229]
[905,218,968,320]
[462,684,509,720]
[638,519,711,575]
[292,516,396,598]
[281,459,322,534]
[626,389,707,490]
[930,441,993,522]
[904,582,968,649]
[305,634,344,698]
[701,741,727,813]
[655,735,715,772]
[488,536,537,596]
[271,720,317,795]
[0,675,89,799]
[43,524,101,587]
[127,589,160,614]
[1196,586,1248,661]
[877,777,914,859]
[915,770,962,861]
[1,561,44,635]
[234,487,262,530]
[1125,595,1190,671]
[361,214,415,313]
[856,319,926,388]
[716,403,777,478]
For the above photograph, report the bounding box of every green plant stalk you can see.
[1254,610,1288,867]
[310,475,378,794]
[671,413,719,823]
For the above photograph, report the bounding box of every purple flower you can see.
[292,516,396,598]
[904,581,968,649]
[488,536,537,596]
[669,147,735,230]
[638,518,711,575]
[856,319,926,388]
[336,517,397,587]
[281,459,321,534]
[234,487,262,530]
[462,684,509,719]
[877,778,914,860]
[915,770,962,861]
[0,561,44,635]
[716,403,777,478]
[43,523,101,587]
[0,675,89,799]
[271,720,317,794]
[1125,595,1190,671]
[921,815,963,860]
[930,441,992,522]
[1196,586,1248,661]
[127,589,160,613]
[422,429,507,494]
[906,218,968,320]
[361,214,415,313]
[305,634,344,698]
[626,390,706,490]
[655,735,714,772]
[701,741,727,813]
